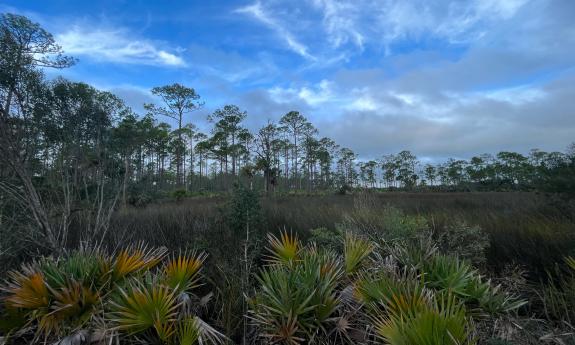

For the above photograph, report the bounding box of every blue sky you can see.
[2,0,574,160]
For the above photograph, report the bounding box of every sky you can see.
[2,0,574,160]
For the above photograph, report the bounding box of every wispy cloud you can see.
[308,0,529,54]
[57,26,186,67]
[235,2,315,60]
[310,0,364,49]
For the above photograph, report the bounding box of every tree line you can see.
[1,13,574,218]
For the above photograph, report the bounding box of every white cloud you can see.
[269,80,335,106]
[311,0,364,49]
[57,26,186,67]
[307,0,529,54]
[235,2,315,60]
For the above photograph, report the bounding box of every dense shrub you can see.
[438,221,490,266]
[0,246,224,344]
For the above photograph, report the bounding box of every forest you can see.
[1,12,575,345]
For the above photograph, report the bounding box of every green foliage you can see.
[0,247,221,344]
[423,255,526,316]
[373,292,475,345]
[308,227,343,251]
[109,280,180,341]
[163,252,206,292]
[391,232,438,269]
[172,189,189,201]
[225,183,261,233]
[266,231,301,266]
[343,231,374,275]
[539,257,575,323]
[344,205,428,243]
[249,233,345,344]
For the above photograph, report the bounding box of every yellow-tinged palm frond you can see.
[163,252,207,292]
[4,267,49,310]
[373,292,474,345]
[266,231,300,266]
[108,280,179,342]
[111,244,167,282]
[177,317,201,345]
[39,280,100,335]
[343,232,374,275]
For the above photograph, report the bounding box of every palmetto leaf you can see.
[4,266,49,310]
[108,280,179,342]
[266,231,300,266]
[111,244,167,282]
[423,255,475,296]
[373,292,474,345]
[177,317,201,345]
[38,280,100,335]
[251,245,343,344]
[40,250,106,289]
[163,252,207,293]
[343,232,374,275]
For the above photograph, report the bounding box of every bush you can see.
[0,246,224,344]
[172,188,189,201]
[343,205,428,243]
[438,221,490,266]
[308,226,343,251]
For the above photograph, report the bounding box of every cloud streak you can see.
[57,26,186,67]
[235,2,315,60]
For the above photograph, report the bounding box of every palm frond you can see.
[266,231,300,266]
[163,252,207,293]
[343,232,374,275]
[4,266,49,310]
[108,280,179,342]
[111,244,167,282]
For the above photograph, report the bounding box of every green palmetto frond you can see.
[374,292,474,345]
[163,252,207,293]
[109,280,179,342]
[343,232,374,275]
[250,247,343,344]
[40,250,106,289]
[423,255,526,316]
[423,255,475,296]
[266,231,300,266]
[464,277,526,316]
[177,317,200,345]
[355,270,428,312]
[110,244,167,282]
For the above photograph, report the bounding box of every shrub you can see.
[373,292,475,345]
[249,234,344,344]
[308,227,342,252]
[342,205,428,243]
[423,255,526,316]
[172,189,188,201]
[0,247,223,344]
[438,221,490,266]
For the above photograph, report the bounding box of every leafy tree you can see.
[0,13,75,250]
[424,164,437,186]
[209,105,247,176]
[144,83,203,186]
